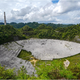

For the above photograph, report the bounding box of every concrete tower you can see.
[4,12,6,25]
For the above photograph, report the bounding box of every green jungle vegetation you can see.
[17,50,33,61]
[0,50,80,79]
[17,50,80,79]
[0,22,74,29]
[0,22,79,45]
[0,25,27,44]
[0,22,80,79]
[19,23,80,42]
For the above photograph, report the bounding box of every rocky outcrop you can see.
[64,59,70,69]
[74,35,80,42]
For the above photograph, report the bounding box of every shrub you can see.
[0,65,15,79]
[16,66,30,79]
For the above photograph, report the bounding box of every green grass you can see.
[17,50,80,79]
[63,53,80,68]
[17,49,33,61]
[35,53,80,79]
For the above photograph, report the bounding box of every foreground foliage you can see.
[16,50,80,79]
[1,52,80,79]
[0,65,15,79]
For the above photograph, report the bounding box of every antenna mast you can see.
[4,12,6,25]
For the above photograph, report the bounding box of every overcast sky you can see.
[0,0,80,24]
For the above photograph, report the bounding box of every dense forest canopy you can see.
[0,25,26,44]
[0,22,80,45]
[0,22,74,29]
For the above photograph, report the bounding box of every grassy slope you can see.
[17,50,80,79]
[1,49,80,79]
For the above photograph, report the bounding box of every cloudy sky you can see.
[0,0,80,24]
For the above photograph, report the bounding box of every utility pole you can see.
[4,12,6,25]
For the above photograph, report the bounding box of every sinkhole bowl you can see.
[0,38,80,76]
[17,39,80,60]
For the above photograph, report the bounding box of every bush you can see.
[0,65,15,79]
[16,66,30,79]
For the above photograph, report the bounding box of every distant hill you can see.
[0,22,74,29]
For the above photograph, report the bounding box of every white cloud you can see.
[0,0,80,24]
